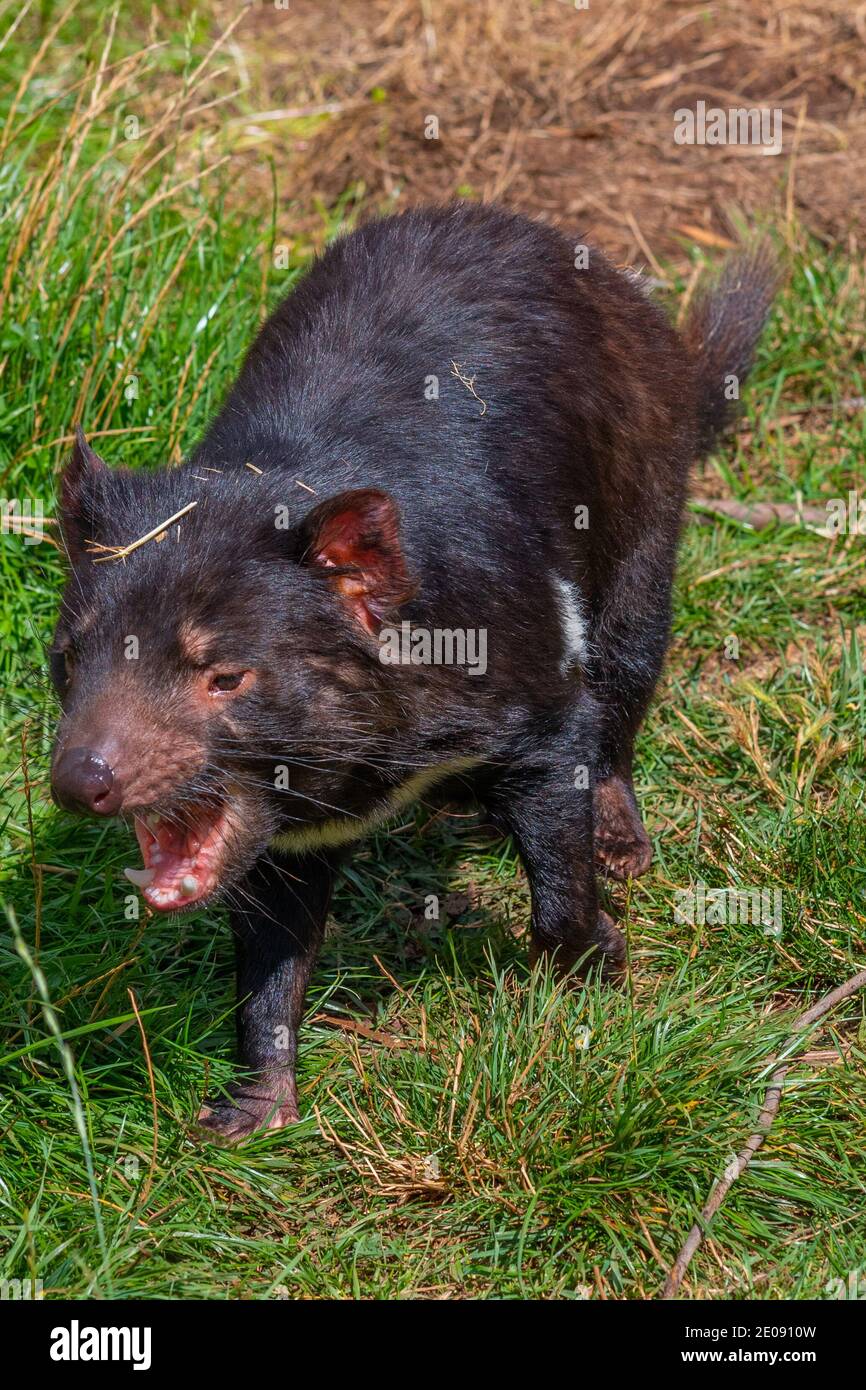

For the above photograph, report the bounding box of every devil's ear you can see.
[296,488,416,636]
[59,426,107,562]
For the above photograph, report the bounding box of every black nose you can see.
[51,747,122,816]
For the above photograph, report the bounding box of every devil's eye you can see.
[208,671,247,694]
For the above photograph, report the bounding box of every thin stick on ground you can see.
[662,967,866,1299]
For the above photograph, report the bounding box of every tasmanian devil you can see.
[49,203,776,1142]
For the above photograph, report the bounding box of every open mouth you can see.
[126,804,230,912]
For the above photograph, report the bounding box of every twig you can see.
[372,953,406,995]
[677,223,737,250]
[21,424,158,457]
[2,501,59,546]
[88,500,197,562]
[662,967,866,1299]
[690,497,835,535]
[310,1012,415,1050]
[625,209,668,283]
[227,102,348,126]
[451,360,487,415]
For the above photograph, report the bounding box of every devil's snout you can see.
[51,746,123,816]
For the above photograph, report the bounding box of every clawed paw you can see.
[590,907,627,980]
[595,830,652,881]
[196,1081,298,1145]
[530,909,626,982]
[593,775,653,881]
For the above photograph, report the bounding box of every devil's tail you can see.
[681,243,780,457]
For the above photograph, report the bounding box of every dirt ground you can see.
[217,0,866,268]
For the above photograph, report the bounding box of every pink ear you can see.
[300,488,416,635]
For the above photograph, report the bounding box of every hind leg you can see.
[587,538,677,880]
[487,702,626,979]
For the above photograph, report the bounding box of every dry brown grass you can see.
[215,0,866,268]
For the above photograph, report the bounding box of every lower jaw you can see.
[129,808,229,912]
[142,881,217,913]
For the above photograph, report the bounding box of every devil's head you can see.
[49,429,415,912]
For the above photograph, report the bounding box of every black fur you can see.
[50,203,776,1141]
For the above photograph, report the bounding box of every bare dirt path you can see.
[219,0,865,266]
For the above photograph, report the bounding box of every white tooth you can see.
[180,875,199,896]
[124,867,156,887]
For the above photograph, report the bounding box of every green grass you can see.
[1,5,865,1301]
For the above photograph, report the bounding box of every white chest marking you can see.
[271,757,481,856]
[553,576,589,673]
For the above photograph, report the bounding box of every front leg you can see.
[489,737,625,980]
[197,850,336,1144]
